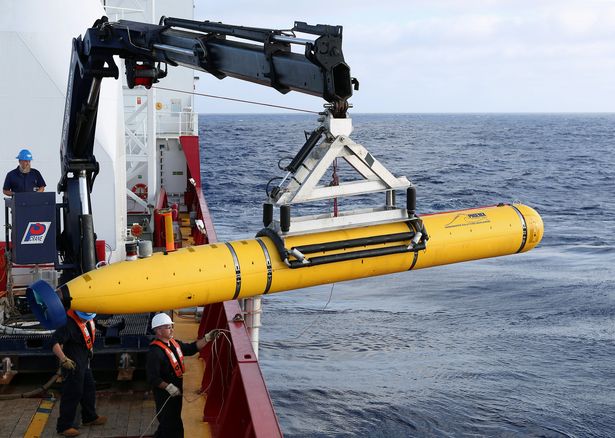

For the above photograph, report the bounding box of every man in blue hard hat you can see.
[51,310,107,437]
[3,148,46,196]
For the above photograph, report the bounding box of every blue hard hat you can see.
[75,311,96,320]
[16,149,33,160]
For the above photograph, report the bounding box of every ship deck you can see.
[0,314,211,438]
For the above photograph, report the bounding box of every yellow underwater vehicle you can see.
[21,15,543,328]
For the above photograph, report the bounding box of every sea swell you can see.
[200,113,615,437]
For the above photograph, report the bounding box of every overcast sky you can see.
[193,0,615,113]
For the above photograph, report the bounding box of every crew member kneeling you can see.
[146,313,219,438]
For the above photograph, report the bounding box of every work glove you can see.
[60,357,76,370]
[204,329,220,342]
[165,383,181,397]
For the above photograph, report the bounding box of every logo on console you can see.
[21,222,51,245]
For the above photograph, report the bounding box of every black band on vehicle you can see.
[510,204,528,253]
[225,242,242,299]
[256,238,273,294]
[408,251,419,271]
[406,220,420,270]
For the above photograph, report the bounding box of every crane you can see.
[25,16,543,330]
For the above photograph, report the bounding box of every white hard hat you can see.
[151,313,173,330]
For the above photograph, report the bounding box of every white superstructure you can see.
[104,0,198,214]
[0,0,126,261]
[0,0,198,262]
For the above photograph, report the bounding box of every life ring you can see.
[131,183,148,200]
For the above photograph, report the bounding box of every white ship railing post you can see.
[146,89,157,206]
[244,297,262,358]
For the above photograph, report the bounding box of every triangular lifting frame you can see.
[271,115,412,233]
[276,135,410,204]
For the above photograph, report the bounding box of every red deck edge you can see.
[180,135,283,438]
[198,302,283,438]
[180,135,202,188]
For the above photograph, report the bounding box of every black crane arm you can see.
[58,16,356,282]
[137,18,353,104]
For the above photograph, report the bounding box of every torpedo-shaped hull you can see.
[50,203,542,315]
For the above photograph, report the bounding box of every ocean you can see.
[199,113,615,437]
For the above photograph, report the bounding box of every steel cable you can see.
[153,86,319,114]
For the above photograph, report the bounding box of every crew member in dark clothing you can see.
[51,310,107,437]
[146,312,219,438]
[3,148,46,196]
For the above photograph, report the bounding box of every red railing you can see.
[180,135,282,437]
[198,302,282,438]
